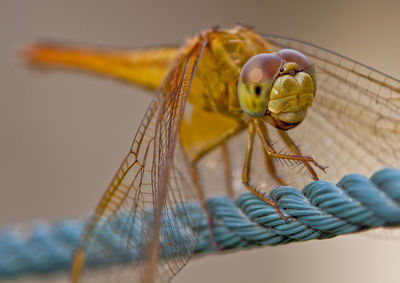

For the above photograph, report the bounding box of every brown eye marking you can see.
[240,53,282,84]
[255,85,261,96]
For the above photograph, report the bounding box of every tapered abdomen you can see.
[24,42,179,90]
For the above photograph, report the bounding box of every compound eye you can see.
[278,49,315,75]
[238,54,282,117]
[240,54,282,84]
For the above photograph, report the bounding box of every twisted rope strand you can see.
[1,168,400,278]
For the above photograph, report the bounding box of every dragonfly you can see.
[24,25,400,282]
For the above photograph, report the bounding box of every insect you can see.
[24,25,400,282]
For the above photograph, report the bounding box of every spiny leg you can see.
[221,142,234,198]
[261,126,287,186]
[254,119,326,172]
[278,129,320,180]
[190,163,219,250]
[242,122,287,220]
[264,153,287,185]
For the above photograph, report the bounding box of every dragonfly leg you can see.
[221,142,234,198]
[254,119,327,172]
[190,163,220,250]
[278,129,320,180]
[263,152,287,185]
[242,122,288,220]
[261,126,287,186]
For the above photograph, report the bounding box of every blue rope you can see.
[1,168,400,279]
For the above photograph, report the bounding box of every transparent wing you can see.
[262,35,400,187]
[71,38,207,283]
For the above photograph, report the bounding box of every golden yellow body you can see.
[26,27,275,162]
[179,28,275,161]
[25,27,316,163]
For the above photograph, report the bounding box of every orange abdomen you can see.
[23,42,179,90]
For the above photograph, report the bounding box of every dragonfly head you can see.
[237,49,316,130]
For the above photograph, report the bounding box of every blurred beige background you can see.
[1,0,400,282]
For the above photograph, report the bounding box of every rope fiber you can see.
[1,168,400,279]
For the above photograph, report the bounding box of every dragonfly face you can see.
[238,48,316,130]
